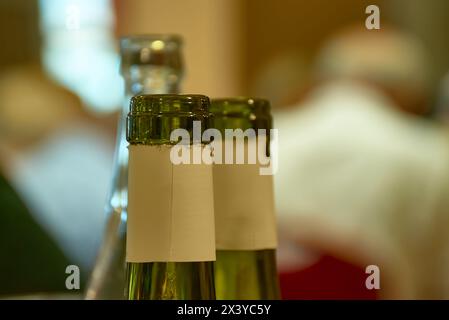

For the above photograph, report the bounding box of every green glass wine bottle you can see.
[210,98,281,300]
[125,94,216,300]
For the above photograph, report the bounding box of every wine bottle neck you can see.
[106,65,181,216]
[124,65,181,97]
[121,65,181,119]
[126,261,216,300]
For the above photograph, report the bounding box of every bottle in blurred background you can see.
[210,98,280,299]
[125,94,215,300]
[86,35,184,299]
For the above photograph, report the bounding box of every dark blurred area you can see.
[1,0,449,299]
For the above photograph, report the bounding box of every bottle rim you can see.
[120,34,184,73]
[120,34,183,47]
[129,94,210,115]
[127,94,211,145]
[210,97,271,118]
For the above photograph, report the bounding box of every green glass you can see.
[127,262,215,300]
[210,97,280,300]
[215,250,279,300]
[125,94,215,300]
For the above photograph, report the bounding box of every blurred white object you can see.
[315,29,431,92]
[274,80,449,298]
[39,0,123,113]
[8,123,113,271]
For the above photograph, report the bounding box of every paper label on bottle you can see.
[213,140,278,250]
[127,145,215,262]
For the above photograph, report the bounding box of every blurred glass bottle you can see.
[125,94,216,300]
[210,98,281,299]
[86,35,183,299]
